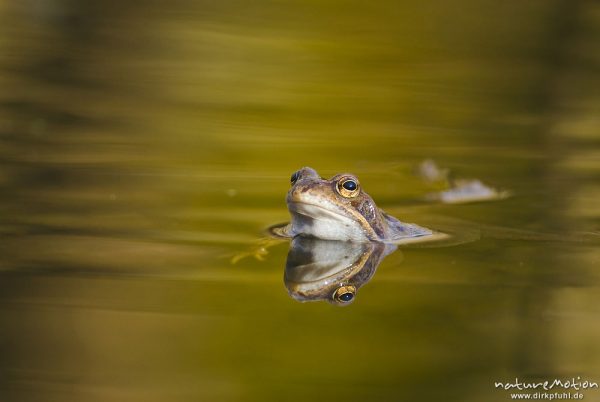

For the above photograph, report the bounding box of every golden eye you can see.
[332,285,356,304]
[336,177,360,198]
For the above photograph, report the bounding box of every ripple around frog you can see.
[268,218,481,248]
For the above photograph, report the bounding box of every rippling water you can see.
[1,1,599,401]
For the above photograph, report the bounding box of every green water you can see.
[1,1,599,401]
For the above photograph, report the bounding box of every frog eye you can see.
[290,171,300,185]
[332,285,356,304]
[336,177,360,198]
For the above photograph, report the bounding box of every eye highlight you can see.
[290,171,300,185]
[336,177,360,198]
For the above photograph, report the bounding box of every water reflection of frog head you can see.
[284,236,397,305]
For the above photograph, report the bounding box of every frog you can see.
[274,167,435,243]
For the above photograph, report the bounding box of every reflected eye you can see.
[290,171,300,185]
[336,177,360,198]
[333,285,356,304]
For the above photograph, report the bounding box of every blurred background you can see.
[0,0,599,401]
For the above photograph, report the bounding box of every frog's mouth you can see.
[287,200,366,227]
[287,200,372,242]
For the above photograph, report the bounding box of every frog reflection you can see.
[284,236,397,305]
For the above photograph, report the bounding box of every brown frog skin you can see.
[284,167,433,243]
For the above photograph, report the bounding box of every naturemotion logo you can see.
[494,377,598,400]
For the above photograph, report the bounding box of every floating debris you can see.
[416,159,450,184]
[418,160,511,204]
[426,179,511,204]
